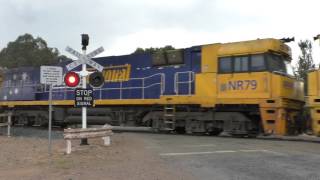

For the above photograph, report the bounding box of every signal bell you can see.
[64,71,80,87]
[89,72,104,88]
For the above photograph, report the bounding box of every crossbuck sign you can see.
[65,46,104,72]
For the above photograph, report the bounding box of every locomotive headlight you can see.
[9,90,12,95]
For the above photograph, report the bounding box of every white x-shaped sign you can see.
[65,46,104,72]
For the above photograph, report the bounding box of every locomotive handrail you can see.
[174,71,194,95]
[99,73,165,99]
[3,83,38,88]
[104,73,164,83]
[45,73,165,100]
[3,79,34,87]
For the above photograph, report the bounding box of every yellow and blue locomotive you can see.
[0,38,304,136]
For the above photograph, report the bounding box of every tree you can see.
[296,40,314,82]
[0,33,63,68]
[132,45,175,54]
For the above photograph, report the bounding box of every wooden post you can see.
[66,140,72,154]
[102,136,110,146]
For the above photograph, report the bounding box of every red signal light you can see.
[64,71,80,87]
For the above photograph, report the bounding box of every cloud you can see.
[0,0,319,64]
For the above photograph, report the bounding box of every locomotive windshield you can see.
[267,53,294,76]
[218,53,294,76]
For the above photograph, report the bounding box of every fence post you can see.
[7,112,12,137]
[66,140,72,154]
[102,136,111,146]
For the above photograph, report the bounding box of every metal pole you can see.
[48,84,53,155]
[64,87,67,100]
[142,79,144,99]
[120,81,122,99]
[189,72,192,95]
[81,49,89,145]
[82,63,87,129]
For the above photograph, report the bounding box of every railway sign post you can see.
[75,88,94,107]
[40,66,63,155]
[65,34,104,145]
[40,66,63,85]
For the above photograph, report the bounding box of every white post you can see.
[81,49,88,145]
[82,63,87,129]
[66,140,72,154]
[102,136,111,146]
[7,112,12,137]
[82,49,87,129]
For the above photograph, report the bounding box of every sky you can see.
[0,0,320,65]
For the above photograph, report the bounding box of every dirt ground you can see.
[0,131,194,180]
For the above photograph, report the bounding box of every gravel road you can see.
[0,127,194,180]
[2,127,320,180]
[140,133,320,180]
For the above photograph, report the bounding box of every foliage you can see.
[0,33,65,68]
[132,45,175,54]
[296,39,314,81]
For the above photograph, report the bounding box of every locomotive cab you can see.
[195,38,304,135]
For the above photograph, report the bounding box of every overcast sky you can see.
[1,0,320,64]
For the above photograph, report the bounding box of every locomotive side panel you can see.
[0,67,40,101]
[0,38,306,136]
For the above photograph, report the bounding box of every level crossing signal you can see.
[64,71,80,87]
[64,71,105,88]
[89,72,104,88]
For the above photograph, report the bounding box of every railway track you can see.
[2,125,320,143]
